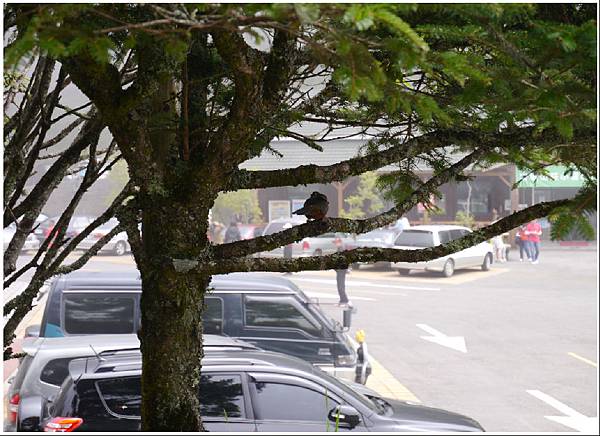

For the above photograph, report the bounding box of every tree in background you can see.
[4,3,596,431]
[211,189,262,224]
[341,172,386,219]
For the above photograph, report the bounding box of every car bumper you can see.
[22,239,40,251]
[391,257,446,271]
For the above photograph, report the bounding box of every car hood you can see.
[386,398,484,432]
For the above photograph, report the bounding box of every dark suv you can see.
[32,271,367,384]
[41,349,484,432]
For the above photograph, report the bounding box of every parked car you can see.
[40,348,484,432]
[257,217,354,257]
[76,217,130,256]
[391,225,494,277]
[31,271,368,384]
[237,224,261,240]
[48,215,95,240]
[4,334,259,432]
[349,228,398,270]
[3,223,40,252]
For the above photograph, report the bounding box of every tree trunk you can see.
[138,197,210,431]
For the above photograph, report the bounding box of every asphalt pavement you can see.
[4,248,598,432]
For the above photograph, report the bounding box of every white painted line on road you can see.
[416,324,467,353]
[567,352,597,368]
[303,291,376,302]
[291,277,440,291]
[526,389,598,433]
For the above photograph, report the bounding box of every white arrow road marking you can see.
[527,389,598,433]
[416,324,467,353]
[291,277,440,291]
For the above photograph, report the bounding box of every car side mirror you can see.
[24,324,40,338]
[342,308,352,330]
[328,405,361,429]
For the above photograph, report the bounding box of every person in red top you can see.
[515,224,530,261]
[525,219,542,264]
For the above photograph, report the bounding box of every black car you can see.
[32,271,367,384]
[41,349,484,432]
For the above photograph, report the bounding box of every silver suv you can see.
[5,334,257,432]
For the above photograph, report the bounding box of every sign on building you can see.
[516,165,585,188]
[268,200,291,221]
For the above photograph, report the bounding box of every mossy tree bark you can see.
[137,196,211,431]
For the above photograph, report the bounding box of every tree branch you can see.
[206,198,572,274]
[214,146,485,259]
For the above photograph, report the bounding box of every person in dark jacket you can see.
[224,221,241,243]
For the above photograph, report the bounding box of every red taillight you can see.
[302,240,310,251]
[44,417,83,432]
[8,393,19,423]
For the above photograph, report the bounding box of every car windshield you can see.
[357,230,394,244]
[394,230,435,247]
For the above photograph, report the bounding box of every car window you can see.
[40,358,73,386]
[200,374,245,418]
[394,230,435,247]
[96,377,141,417]
[63,294,135,334]
[438,231,451,244]
[263,223,285,236]
[253,381,339,421]
[95,374,246,419]
[204,297,223,335]
[450,229,469,240]
[244,296,321,336]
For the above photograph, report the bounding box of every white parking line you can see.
[291,277,440,291]
[303,291,376,302]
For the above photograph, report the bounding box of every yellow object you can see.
[355,329,366,344]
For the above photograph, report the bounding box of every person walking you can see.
[515,224,530,261]
[525,219,542,264]
[224,221,241,243]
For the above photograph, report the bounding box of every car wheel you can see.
[442,259,455,277]
[481,253,492,271]
[398,269,411,276]
[114,241,127,256]
[314,249,323,256]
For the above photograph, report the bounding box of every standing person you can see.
[515,224,530,262]
[282,223,293,275]
[492,234,506,263]
[224,221,241,243]
[334,236,352,307]
[525,219,542,264]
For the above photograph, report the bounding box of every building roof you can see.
[239,134,506,174]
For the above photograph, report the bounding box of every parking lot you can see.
[4,247,598,432]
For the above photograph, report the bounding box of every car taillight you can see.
[8,393,19,423]
[302,240,310,251]
[335,354,357,367]
[44,417,83,432]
